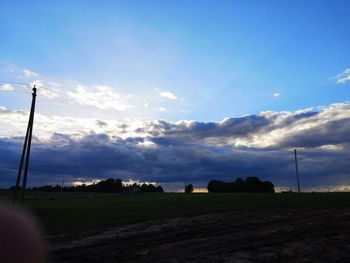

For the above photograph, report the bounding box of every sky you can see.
[0,0,350,191]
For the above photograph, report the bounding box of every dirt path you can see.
[51,208,350,262]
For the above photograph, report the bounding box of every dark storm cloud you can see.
[137,115,269,139]
[135,104,350,150]
[0,135,349,190]
[1,103,350,190]
[96,120,108,127]
[277,117,350,148]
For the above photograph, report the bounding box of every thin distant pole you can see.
[294,148,301,193]
[61,180,64,199]
[13,86,37,206]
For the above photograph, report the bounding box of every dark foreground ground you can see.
[1,192,350,262]
[52,207,350,263]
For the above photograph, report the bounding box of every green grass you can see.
[1,191,350,235]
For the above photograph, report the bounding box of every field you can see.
[1,191,350,262]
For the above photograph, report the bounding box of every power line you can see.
[0,80,32,94]
[0,80,31,88]
[0,89,31,94]
[0,80,29,84]
[1,83,106,115]
[0,87,78,106]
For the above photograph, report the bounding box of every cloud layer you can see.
[1,103,350,191]
[335,68,350,84]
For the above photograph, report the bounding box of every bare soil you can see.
[51,208,350,262]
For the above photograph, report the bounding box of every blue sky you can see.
[1,0,349,121]
[1,1,350,191]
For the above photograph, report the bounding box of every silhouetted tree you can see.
[94,178,123,193]
[208,180,226,193]
[155,186,164,192]
[185,184,193,193]
[233,178,244,192]
[139,183,164,193]
[24,178,164,193]
[262,181,275,193]
[207,177,274,193]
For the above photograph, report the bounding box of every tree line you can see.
[8,176,275,194]
[10,178,164,193]
[207,177,274,193]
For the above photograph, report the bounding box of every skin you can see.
[0,207,48,263]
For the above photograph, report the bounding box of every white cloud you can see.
[48,82,61,87]
[137,140,157,148]
[335,68,350,84]
[38,87,60,99]
[273,92,281,97]
[30,80,44,87]
[158,107,167,112]
[5,76,135,112]
[0,106,159,141]
[23,69,39,78]
[0,84,14,91]
[0,106,124,139]
[1,102,350,151]
[159,91,177,100]
[67,85,134,111]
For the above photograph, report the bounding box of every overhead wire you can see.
[0,89,31,94]
[0,80,32,94]
[0,81,70,103]
[0,80,31,86]
[0,81,106,115]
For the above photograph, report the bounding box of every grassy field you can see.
[1,191,349,235]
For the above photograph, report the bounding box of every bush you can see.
[184,184,194,193]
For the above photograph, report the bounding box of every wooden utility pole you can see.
[294,148,301,193]
[61,180,64,199]
[13,86,37,206]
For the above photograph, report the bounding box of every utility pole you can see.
[61,180,64,199]
[294,148,301,193]
[13,86,37,206]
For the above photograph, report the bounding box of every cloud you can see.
[30,80,44,87]
[1,103,350,190]
[0,131,348,191]
[48,82,61,87]
[96,120,108,127]
[0,84,14,91]
[23,69,39,78]
[0,106,127,139]
[38,86,60,99]
[0,65,182,118]
[335,68,350,84]
[159,91,177,100]
[66,85,134,111]
[135,104,350,150]
[9,81,135,112]
[273,92,281,97]
[2,103,350,149]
